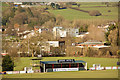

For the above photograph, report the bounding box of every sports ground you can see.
[2,57,119,78]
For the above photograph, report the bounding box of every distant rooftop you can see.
[79,40,103,45]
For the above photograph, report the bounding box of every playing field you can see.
[12,57,118,71]
[2,57,119,78]
[3,70,118,78]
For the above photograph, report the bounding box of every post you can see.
[28,39,29,55]
[85,63,87,70]
[52,64,54,69]
[61,64,62,68]
[77,63,79,68]
[44,64,45,73]
[69,64,71,68]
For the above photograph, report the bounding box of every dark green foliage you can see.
[105,24,116,41]
[79,25,88,32]
[26,7,34,17]
[117,50,120,55]
[66,2,77,5]
[108,25,116,31]
[17,6,25,13]
[77,4,81,7]
[2,55,14,71]
[105,32,110,41]
[50,3,60,9]
[89,10,102,16]
[105,2,110,7]
[104,41,111,45]
[56,4,60,9]
[108,10,111,12]
[50,3,55,9]
[23,2,32,5]
[2,7,16,25]
[2,16,8,25]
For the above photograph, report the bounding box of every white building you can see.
[46,41,65,48]
[66,28,79,37]
[47,41,59,47]
[76,32,89,38]
[14,2,22,5]
[53,27,66,38]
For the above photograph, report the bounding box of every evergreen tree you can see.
[2,55,14,71]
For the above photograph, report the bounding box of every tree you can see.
[87,25,106,41]
[89,10,102,16]
[50,3,55,9]
[56,4,60,9]
[105,2,110,7]
[106,51,111,57]
[77,4,81,7]
[117,50,120,56]
[2,55,14,71]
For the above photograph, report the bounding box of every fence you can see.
[89,66,120,70]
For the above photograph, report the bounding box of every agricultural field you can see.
[48,2,118,21]
[1,2,10,11]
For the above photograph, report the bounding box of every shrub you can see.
[117,50,120,55]
[108,10,111,12]
[89,10,102,16]
[2,55,14,71]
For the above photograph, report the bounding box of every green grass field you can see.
[3,70,118,78]
[2,57,118,78]
[48,2,118,21]
[14,57,118,71]
[48,7,118,21]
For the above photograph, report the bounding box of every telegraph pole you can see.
[28,39,30,55]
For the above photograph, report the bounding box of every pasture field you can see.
[14,57,118,71]
[48,2,118,21]
[48,7,118,21]
[3,70,118,78]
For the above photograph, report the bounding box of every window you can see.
[71,63,77,68]
[62,64,69,68]
[45,64,52,69]
[54,64,61,68]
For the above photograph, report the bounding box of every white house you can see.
[66,28,79,37]
[14,2,22,5]
[47,41,59,47]
[53,27,66,38]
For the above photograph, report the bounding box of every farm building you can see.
[40,59,87,72]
